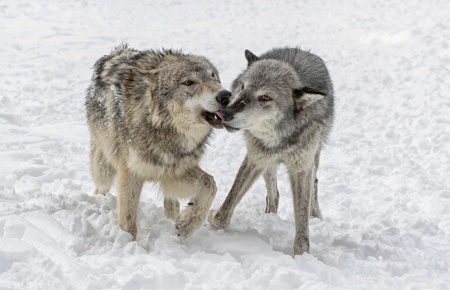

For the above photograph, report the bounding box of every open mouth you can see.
[203,110,224,129]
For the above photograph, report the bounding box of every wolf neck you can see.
[246,126,280,148]
[156,121,211,154]
[245,114,301,150]
[145,105,212,153]
[178,124,212,151]
[245,119,293,148]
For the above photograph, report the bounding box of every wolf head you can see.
[219,49,326,132]
[153,53,231,129]
[121,51,230,130]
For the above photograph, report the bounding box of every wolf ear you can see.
[293,87,326,110]
[138,69,158,75]
[138,69,159,80]
[245,49,260,67]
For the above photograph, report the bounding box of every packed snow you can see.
[1,0,449,289]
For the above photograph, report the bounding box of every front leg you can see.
[116,164,144,240]
[208,155,263,229]
[263,166,279,214]
[160,166,217,239]
[164,198,180,221]
[288,165,314,256]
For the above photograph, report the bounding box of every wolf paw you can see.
[293,236,310,256]
[207,209,230,229]
[310,207,323,220]
[175,206,205,240]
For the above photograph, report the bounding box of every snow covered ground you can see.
[1,0,449,289]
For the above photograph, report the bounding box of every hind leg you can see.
[90,143,116,195]
[310,149,322,219]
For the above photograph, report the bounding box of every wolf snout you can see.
[219,108,234,121]
[215,90,231,106]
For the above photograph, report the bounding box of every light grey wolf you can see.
[208,48,334,255]
[85,44,231,240]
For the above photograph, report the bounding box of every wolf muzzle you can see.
[215,90,231,106]
[219,95,249,122]
[219,107,234,121]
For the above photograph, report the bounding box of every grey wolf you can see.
[85,44,231,240]
[208,48,334,255]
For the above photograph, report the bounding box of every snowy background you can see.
[1,0,449,289]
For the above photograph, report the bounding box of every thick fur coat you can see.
[208,48,334,255]
[86,44,230,240]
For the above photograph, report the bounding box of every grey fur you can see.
[208,47,334,256]
[86,44,229,240]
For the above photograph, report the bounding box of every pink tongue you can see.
[215,111,224,124]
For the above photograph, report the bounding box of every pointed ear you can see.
[138,69,158,75]
[244,49,259,67]
[138,69,158,80]
[293,87,326,109]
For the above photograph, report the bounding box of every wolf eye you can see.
[258,95,272,102]
[183,80,194,86]
[241,83,244,90]
[211,72,216,78]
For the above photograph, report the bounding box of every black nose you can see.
[215,90,231,106]
[219,108,234,121]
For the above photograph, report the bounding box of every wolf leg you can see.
[263,166,279,214]
[160,166,216,239]
[310,148,322,219]
[116,164,144,240]
[164,198,180,221]
[208,155,263,229]
[288,165,314,256]
[90,144,116,195]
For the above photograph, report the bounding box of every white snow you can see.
[1,0,449,289]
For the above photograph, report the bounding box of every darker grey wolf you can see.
[85,44,231,240]
[208,47,334,255]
